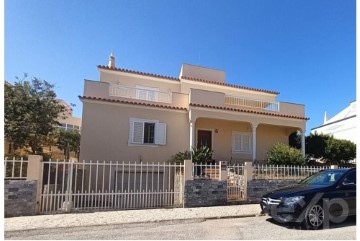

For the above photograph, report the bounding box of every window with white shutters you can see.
[129,118,166,146]
[132,121,144,143]
[232,132,251,153]
[154,123,166,145]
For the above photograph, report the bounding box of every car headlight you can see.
[283,196,304,205]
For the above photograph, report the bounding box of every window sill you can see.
[128,143,160,147]
[232,151,252,154]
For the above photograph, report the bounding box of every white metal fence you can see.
[4,158,28,179]
[253,164,330,180]
[7,156,351,214]
[192,163,220,179]
[40,160,184,214]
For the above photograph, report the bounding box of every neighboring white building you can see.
[311,100,357,144]
[56,99,82,132]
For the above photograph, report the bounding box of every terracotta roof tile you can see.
[190,103,309,120]
[79,96,187,111]
[97,65,180,81]
[98,65,280,95]
[181,76,280,95]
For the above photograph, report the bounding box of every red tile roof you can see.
[79,96,308,120]
[190,103,309,120]
[79,96,188,111]
[97,65,180,81]
[182,76,280,95]
[98,65,280,95]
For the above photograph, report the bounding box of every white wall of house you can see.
[311,100,357,144]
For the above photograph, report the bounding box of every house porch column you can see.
[190,121,195,151]
[252,124,258,163]
[301,131,306,157]
[189,110,196,152]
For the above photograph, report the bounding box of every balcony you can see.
[189,89,305,118]
[83,81,189,108]
[109,84,172,104]
[225,95,279,112]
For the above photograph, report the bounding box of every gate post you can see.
[183,159,192,208]
[27,155,43,214]
[243,162,254,202]
[219,161,227,181]
[184,159,192,181]
[244,162,254,181]
[63,161,74,212]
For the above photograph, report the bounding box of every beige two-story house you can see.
[79,53,308,164]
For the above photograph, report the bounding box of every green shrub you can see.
[168,146,214,164]
[168,150,191,164]
[266,143,306,165]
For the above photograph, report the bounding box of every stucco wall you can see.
[279,102,305,117]
[80,101,189,163]
[256,124,295,160]
[99,70,181,93]
[180,64,226,83]
[181,80,277,103]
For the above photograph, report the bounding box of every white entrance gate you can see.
[40,160,184,214]
[227,164,247,202]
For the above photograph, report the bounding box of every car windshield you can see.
[299,169,348,186]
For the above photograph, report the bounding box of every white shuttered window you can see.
[154,123,167,145]
[129,118,167,145]
[232,132,251,153]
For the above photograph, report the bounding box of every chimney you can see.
[323,111,328,124]
[108,52,115,68]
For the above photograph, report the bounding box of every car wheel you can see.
[304,204,325,230]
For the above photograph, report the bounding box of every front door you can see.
[197,130,212,149]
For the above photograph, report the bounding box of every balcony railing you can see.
[225,95,279,112]
[109,84,172,103]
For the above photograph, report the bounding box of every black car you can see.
[260,168,356,229]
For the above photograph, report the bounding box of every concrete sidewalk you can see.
[5,204,262,231]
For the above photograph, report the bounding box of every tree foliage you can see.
[56,129,81,160]
[266,143,306,165]
[305,132,356,164]
[5,75,66,154]
[324,138,356,165]
[288,131,301,149]
[305,132,332,159]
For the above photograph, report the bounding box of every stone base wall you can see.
[4,180,37,217]
[184,179,227,207]
[247,179,298,203]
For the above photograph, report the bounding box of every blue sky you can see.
[5,0,356,134]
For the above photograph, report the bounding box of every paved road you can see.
[5,215,356,240]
